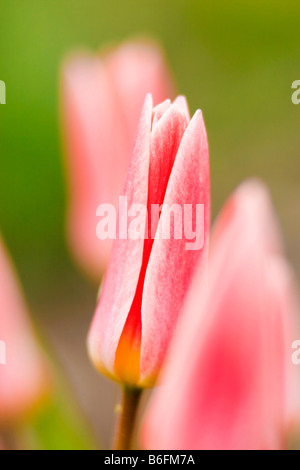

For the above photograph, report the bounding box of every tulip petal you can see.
[148,103,189,215]
[62,41,175,279]
[104,41,175,139]
[0,235,49,424]
[62,54,129,275]
[173,95,190,120]
[87,94,153,378]
[142,180,290,449]
[151,99,171,128]
[140,110,210,385]
[211,179,283,256]
[114,102,189,385]
[266,256,300,445]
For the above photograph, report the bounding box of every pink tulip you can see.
[61,40,175,279]
[87,94,210,388]
[142,180,297,450]
[0,235,50,425]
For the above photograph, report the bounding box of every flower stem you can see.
[113,386,142,450]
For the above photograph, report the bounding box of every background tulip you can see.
[88,93,210,389]
[61,40,175,279]
[0,235,50,426]
[142,180,298,450]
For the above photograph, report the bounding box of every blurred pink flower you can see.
[142,180,298,450]
[87,94,210,388]
[61,40,175,279]
[0,235,50,425]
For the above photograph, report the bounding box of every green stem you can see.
[113,386,142,450]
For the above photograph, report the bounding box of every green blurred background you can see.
[0,0,299,448]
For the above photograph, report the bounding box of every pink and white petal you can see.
[173,95,190,120]
[105,41,175,142]
[62,54,129,276]
[140,110,210,384]
[142,187,279,449]
[211,179,283,258]
[0,236,49,423]
[151,99,171,128]
[266,257,300,445]
[87,94,153,376]
[149,103,189,215]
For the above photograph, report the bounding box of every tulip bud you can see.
[61,40,175,279]
[88,94,210,388]
[0,235,50,426]
[142,180,297,449]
